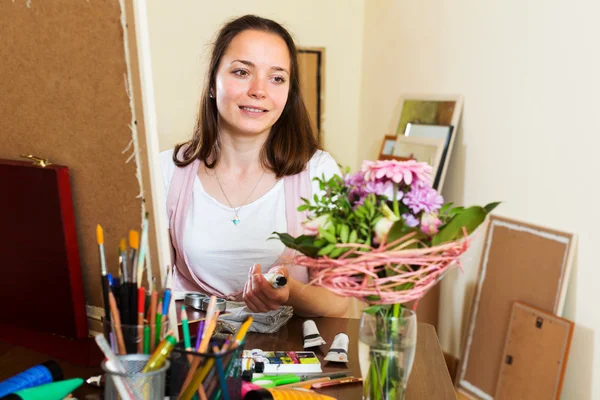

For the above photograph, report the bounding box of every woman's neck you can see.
[216,128,269,173]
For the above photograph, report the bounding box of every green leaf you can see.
[348,229,358,243]
[449,206,465,217]
[362,305,382,315]
[269,232,321,257]
[318,227,337,244]
[314,238,327,247]
[439,202,454,215]
[484,201,501,214]
[297,204,310,212]
[386,220,406,244]
[340,225,350,243]
[432,206,487,245]
[329,246,347,258]
[318,243,337,256]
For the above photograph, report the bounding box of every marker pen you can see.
[263,273,287,289]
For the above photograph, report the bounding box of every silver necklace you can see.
[214,167,266,226]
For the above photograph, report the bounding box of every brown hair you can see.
[173,15,319,178]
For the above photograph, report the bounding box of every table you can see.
[246,317,456,400]
[0,317,456,399]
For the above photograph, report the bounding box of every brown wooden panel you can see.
[495,302,574,400]
[298,48,324,143]
[0,1,156,311]
[457,216,575,399]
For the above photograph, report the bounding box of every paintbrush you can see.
[119,238,128,283]
[128,230,139,327]
[97,225,111,324]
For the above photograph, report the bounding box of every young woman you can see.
[160,15,349,317]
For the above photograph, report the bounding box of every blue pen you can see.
[162,288,171,315]
[107,273,113,287]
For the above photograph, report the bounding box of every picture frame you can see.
[393,135,445,181]
[378,135,412,161]
[395,94,463,191]
[404,123,454,190]
[395,94,463,136]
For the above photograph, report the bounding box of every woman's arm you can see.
[242,264,349,317]
[286,278,350,318]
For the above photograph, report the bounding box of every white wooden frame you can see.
[393,135,446,182]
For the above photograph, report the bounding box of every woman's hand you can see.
[242,263,290,312]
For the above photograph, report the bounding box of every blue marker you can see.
[0,361,63,398]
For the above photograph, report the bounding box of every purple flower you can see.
[345,171,396,205]
[402,213,420,228]
[402,185,444,214]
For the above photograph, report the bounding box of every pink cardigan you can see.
[166,155,311,301]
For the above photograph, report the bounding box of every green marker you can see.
[143,325,151,354]
[0,378,83,400]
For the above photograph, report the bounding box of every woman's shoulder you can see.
[159,148,177,190]
[308,150,341,181]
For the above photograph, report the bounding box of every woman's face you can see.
[214,30,291,138]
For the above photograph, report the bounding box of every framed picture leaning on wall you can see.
[395,94,463,191]
[393,135,446,184]
[405,123,454,190]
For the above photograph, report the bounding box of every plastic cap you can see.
[165,336,177,346]
[42,360,63,382]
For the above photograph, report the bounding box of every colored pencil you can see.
[212,345,230,400]
[149,290,158,352]
[143,325,150,354]
[108,291,126,355]
[137,287,145,353]
[155,299,163,347]
[177,297,220,400]
[181,306,191,349]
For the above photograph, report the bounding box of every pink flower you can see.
[361,159,432,187]
[421,212,442,236]
[303,214,332,236]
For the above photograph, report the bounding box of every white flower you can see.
[374,217,395,244]
[303,214,332,236]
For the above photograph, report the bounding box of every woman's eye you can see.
[233,69,249,77]
[272,76,286,84]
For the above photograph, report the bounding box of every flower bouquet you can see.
[272,159,499,400]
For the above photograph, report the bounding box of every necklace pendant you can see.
[232,215,241,226]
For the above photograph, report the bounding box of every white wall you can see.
[359,1,600,398]
[147,1,600,397]
[146,0,365,170]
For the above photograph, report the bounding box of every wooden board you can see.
[298,48,324,144]
[0,1,160,317]
[495,301,573,400]
[457,215,576,399]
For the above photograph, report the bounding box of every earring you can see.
[209,92,215,98]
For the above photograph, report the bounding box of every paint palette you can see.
[242,350,323,374]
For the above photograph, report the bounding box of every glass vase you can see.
[358,306,417,400]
